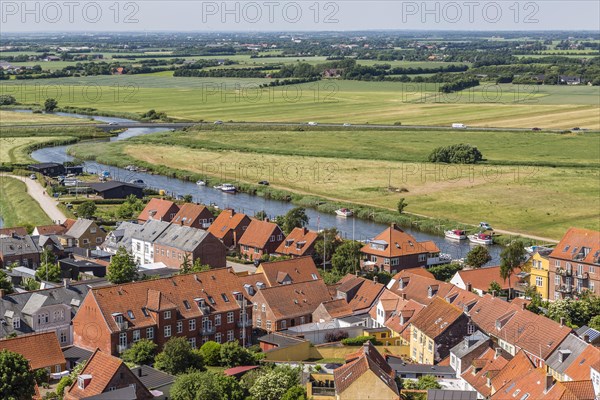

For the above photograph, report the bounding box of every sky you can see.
[1,1,599,33]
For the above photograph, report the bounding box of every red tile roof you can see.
[34,224,68,236]
[275,227,318,256]
[207,209,250,240]
[172,203,213,227]
[559,381,597,400]
[257,256,321,286]
[409,297,464,339]
[137,198,179,222]
[461,347,509,398]
[334,342,398,396]
[315,298,354,319]
[224,365,259,376]
[0,226,28,236]
[0,332,65,370]
[361,224,440,258]
[338,275,385,314]
[402,267,435,279]
[238,219,283,249]
[455,266,523,291]
[388,269,454,306]
[564,345,600,381]
[256,279,332,320]
[86,268,251,333]
[550,228,600,265]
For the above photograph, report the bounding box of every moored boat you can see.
[196,180,206,186]
[445,229,467,240]
[220,183,237,193]
[468,233,494,245]
[335,208,353,217]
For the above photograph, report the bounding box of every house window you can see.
[281,320,286,329]
[37,313,49,325]
[164,310,171,319]
[133,330,140,342]
[253,303,258,311]
[555,276,560,285]
[467,323,476,335]
[589,281,595,292]
[254,247,260,254]
[82,239,89,245]
[189,319,196,331]
[215,314,221,326]
[12,318,20,329]
[177,321,183,334]
[227,312,234,323]
[164,325,172,338]
[60,330,68,344]
[189,337,196,349]
[300,316,305,325]
[227,330,234,342]
[146,327,154,340]
[555,260,560,267]
[270,235,275,242]
[578,264,583,276]
[418,254,427,262]
[257,318,262,327]
[119,332,127,349]
[90,227,97,234]
[391,258,399,266]
[277,234,283,241]
[261,304,266,313]
[370,255,377,262]
[384,258,390,265]
[215,333,222,343]
[536,277,543,287]
[96,237,103,243]
[590,265,595,274]
[428,340,433,352]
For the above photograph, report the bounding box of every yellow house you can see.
[408,297,467,364]
[525,249,552,300]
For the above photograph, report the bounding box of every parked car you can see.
[307,121,318,126]
[108,122,118,126]
[479,222,493,231]
[29,174,37,180]
[214,120,223,125]
[258,180,269,186]
[532,127,541,131]
[343,123,352,127]
[572,127,580,131]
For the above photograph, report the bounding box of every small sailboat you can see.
[335,208,353,217]
[445,229,467,240]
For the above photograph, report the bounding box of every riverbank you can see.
[66,143,551,246]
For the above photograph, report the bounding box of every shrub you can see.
[341,335,376,346]
[428,143,483,164]
[324,330,349,343]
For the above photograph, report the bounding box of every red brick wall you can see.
[153,233,226,269]
[72,294,113,354]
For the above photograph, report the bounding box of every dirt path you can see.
[2,174,67,224]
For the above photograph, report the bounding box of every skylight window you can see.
[127,310,135,320]
[183,300,191,309]
[141,308,149,317]
[208,296,216,305]
[221,294,229,302]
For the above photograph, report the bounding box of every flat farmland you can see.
[0,110,95,125]
[2,76,598,128]
[0,136,74,164]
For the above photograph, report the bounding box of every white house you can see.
[130,220,170,265]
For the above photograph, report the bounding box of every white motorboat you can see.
[335,208,353,217]
[445,229,467,240]
[468,233,494,245]
[220,184,237,193]
[196,180,206,186]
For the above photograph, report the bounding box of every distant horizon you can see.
[1,1,598,33]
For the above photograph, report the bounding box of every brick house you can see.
[64,349,153,400]
[0,332,66,375]
[153,224,227,269]
[251,279,332,332]
[207,209,251,248]
[64,219,106,250]
[409,297,470,364]
[137,198,179,224]
[0,234,41,268]
[131,220,170,266]
[275,227,318,257]
[361,223,440,273]
[72,269,253,356]
[238,219,284,261]
[172,203,215,229]
[548,228,599,300]
[336,275,385,316]
[254,256,321,286]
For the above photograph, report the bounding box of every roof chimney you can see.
[583,334,590,343]
[138,367,143,377]
[0,289,5,298]
[466,282,472,292]
[391,223,398,230]
[63,278,70,288]
[545,375,554,392]
[495,347,502,359]
[560,317,565,327]
[401,293,407,300]
[373,275,378,283]
[521,302,526,310]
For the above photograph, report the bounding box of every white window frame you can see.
[164,325,172,338]
[146,327,154,340]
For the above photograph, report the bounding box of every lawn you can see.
[0,110,95,125]
[2,77,598,128]
[69,139,600,239]
[0,136,76,164]
[0,176,52,228]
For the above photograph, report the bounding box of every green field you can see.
[69,126,600,239]
[0,136,76,164]
[2,76,598,129]
[0,176,51,228]
[0,110,95,125]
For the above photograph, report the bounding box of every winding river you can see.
[27,111,502,265]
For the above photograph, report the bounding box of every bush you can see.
[200,341,222,366]
[428,143,483,164]
[324,330,349,343]
[341,335,376,346]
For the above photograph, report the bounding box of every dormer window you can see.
[164,310,171,319]
[112,313,123,324]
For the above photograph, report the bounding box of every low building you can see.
[64,218,106,250]
[524,248,553,300]
[251,279,332,332]
[131,220,171,265]
[336,275,385,316]
[88,181,145,199]
[172,203,214,229]
[153,224,227,269]
[449,266,525,298]
[72,269,254,356]
[28,162,65,177]
[238,219,284,261]
[449,331,490,379]
[460,347,509,398]
[0,332,66,376]
[130,365,176,400]
[254,256,321,286]
[0,233,41,268]
[58,257,106,278]
[275,227,318,257]
[409,297,470,364]
[207,209,251,248]
[137,198,179,224]
[64,349,153,400]
[361,223,440,273]
[99,221,139,255]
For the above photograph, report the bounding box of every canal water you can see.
[27,111,503,264]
